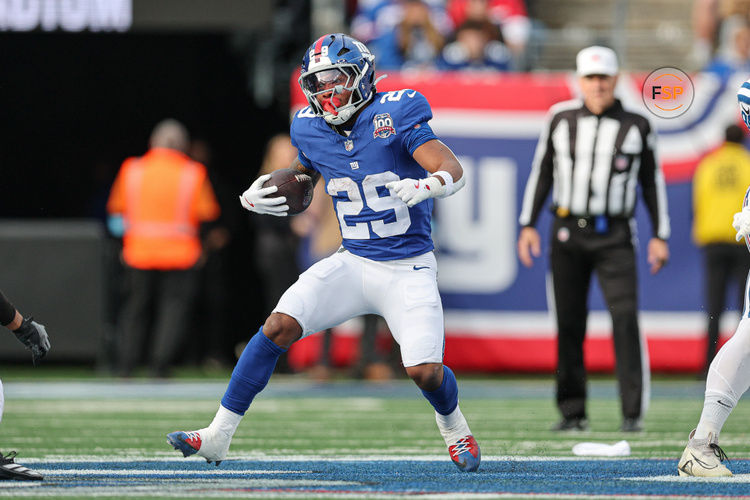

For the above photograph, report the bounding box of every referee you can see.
[517,46,671,432]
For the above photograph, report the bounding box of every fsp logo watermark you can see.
[641,67,694,119]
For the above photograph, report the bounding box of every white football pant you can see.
[274,249,444,367]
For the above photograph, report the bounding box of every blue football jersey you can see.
[291,89,439,261]
[739,78,750,131]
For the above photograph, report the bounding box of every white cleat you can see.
[167,427,231,466]
[0,451,43,480]
[678,429,732,477]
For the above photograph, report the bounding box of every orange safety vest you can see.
[107,148,220,270]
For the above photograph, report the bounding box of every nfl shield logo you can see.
[614,155,629,171]
[344,139,354,151]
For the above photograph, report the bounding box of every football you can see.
[263,168,314,215]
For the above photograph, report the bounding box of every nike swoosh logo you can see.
[690,453,718,470]
[407,91,417,98]
[717,400,732,408]
[413,266,430,271]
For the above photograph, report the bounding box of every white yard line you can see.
[18,454,694,463]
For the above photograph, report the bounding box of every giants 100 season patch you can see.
[373,113,396,139]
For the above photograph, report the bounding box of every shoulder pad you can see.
[374,89,431,131]
[295,106,317,119]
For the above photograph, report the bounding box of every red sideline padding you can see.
[290,70,720,183]
[291,71,574,111]
[288,333,728,373]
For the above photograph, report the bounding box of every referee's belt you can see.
[553,209,626,233]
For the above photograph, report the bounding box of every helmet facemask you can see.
[299,63,371,125]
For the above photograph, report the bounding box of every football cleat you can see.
[167,428,229,466]
[448,435,481,472]
[621,417,643,433]
[551,417,589,432]
[678,429,732,477]
[0,451,43,481]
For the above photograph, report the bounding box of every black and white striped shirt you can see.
[519,99,670,240]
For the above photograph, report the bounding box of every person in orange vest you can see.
[107,119,220,377]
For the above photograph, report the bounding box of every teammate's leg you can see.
[678,272,750,477]
[379,252,480,472]
[0,379,42,481]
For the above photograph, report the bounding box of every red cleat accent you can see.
[449,435,481,472]
[183,431,202,451]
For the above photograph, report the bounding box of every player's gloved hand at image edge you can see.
[239,174,289,217]
[13,317,50,364]
[386,177,445,208]
[733,207,750,242]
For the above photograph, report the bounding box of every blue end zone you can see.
[7,458,748,498]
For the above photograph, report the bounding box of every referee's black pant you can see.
[550,216,646,421]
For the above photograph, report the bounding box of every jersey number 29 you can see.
[327,172,411,239]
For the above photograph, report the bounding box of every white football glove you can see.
[385,177,445,208]
[239,174,289,216]
[733,207,750,242]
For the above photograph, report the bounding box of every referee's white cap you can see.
[576,46,618,76]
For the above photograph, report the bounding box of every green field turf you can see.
[2,374,748,460]
[0,373,749,499]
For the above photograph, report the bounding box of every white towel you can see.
[572,440,631,457]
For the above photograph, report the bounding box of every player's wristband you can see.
[432,171,465,197]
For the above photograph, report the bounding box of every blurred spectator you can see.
[351,0,453,69]
[351,314,399,381]
[396,0,446,69]
[438,19,512,71]
[692,0,750,69]
[107,119,220,378]
[446,0,530,65]
[253,134,302,373]
[189,139,235,368]
[90,160,125,374]
[704,17,750,80]
[692,0,720,68]
[692,124,750,374]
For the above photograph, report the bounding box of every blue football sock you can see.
[420,365,459,416]
[220,327,286,415]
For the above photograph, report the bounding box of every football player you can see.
[677,77,750,477]
[168,33,480,472]
[0,289,49,481]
